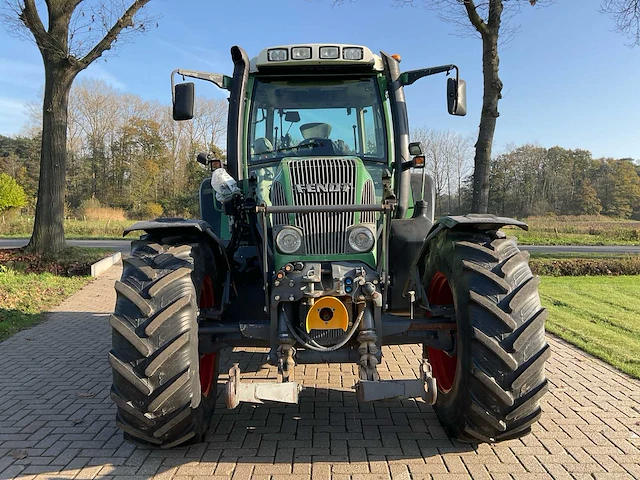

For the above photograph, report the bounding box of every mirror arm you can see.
[401,157,425,171]
[401,160,415,172]
[171,69,231,102]
[401,64,459,86]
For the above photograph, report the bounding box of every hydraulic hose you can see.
[282,304,364,353]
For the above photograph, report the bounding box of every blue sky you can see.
[0,0,638,159]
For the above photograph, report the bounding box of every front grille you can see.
[283,158,357,255]
[270,181,288,226]
[361,179,377,224]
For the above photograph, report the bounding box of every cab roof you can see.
[249,44,384,73]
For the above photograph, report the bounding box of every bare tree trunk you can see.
[471,33,502,213]
[28,63,74,253]
[8,0,152,254]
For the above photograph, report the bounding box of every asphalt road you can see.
[1,238,640,254]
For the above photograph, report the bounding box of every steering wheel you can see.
[297,137,336,154]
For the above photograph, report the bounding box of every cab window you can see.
[248,77,387,163]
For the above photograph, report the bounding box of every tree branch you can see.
[601,0,640,46]
[463,0,489,36]
[19,0,48,51]
[487,0,503,32]
[76,0,151,70]
[63,0,85,16]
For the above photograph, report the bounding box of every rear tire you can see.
[110,236,219,448]
[422,229,549,443]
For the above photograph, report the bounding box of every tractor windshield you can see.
[248,77,387,163]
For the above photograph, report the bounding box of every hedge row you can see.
[530,257,640,276]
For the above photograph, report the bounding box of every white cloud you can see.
[156,38,228,72]
[80,64,127,91]
[0,57,126,92]
[0,58,126,135]
[0,97,30,136]
[0,58,43,90]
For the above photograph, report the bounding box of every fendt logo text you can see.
[294,183,352,194]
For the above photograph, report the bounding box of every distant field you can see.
[2,213,640,245]
[512,215,640,246]
[0,215,129,239]
[539,276,640,379]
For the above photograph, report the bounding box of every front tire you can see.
[110,236,219,448]
[423,229,549,442]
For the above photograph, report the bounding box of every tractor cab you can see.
[171,45,467,266]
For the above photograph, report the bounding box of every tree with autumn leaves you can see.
[1,0,153,253]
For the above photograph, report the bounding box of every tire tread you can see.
[425,231,549,443]
[110,238,218,448]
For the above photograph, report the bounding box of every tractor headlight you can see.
[347,225,375,253]
[275,227,303,254]
[267,48,288,61]
[319,46,340,59]
[291,46,312,60]
[343,47,364,60]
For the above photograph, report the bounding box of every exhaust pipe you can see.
[227,46,249,181]
[381,51,411,219]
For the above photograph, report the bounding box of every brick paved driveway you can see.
[1,265,639,480]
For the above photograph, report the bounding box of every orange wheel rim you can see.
[426,271,457,393]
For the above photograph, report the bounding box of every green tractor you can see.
[110,44,549,448]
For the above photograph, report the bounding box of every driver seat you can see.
[300,122,332,139]
[298,122,337,155]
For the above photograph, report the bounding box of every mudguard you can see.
[403,214,528,305]
[123,218,231,273]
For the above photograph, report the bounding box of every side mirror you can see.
[447,78,467,117]
[409,142,423,156]
[197,152,210,166]
[197,152,223,170]
[173,82,195,121]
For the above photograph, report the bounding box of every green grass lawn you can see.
[0,247,114,341]
[539,276,640,379]
[0,270,91,341]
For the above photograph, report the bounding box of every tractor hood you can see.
[267,156,380,267]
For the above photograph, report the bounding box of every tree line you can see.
[485,145,640,219]
[1,78,227,219]
[3,94,638,221]
[403,133,640,220]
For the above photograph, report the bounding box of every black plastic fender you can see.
[403,214,528,308]
[123,218,231,274]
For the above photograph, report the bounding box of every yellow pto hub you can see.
[305,296,349,332]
